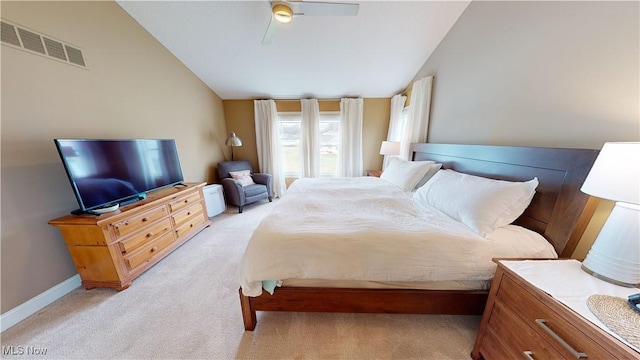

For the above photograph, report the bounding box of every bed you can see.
[239,143,600,330]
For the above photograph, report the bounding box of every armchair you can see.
[217,160,273,213]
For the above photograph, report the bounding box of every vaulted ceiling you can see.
[117,1,470,100]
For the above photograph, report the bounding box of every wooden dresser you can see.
[471,259,639,360]
[49,182,211,290]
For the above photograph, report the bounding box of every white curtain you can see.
[384,94,407,169]
[254,99,286,198]
[338,98,363,177]
[300,99,320,178]
[401,76,433,160]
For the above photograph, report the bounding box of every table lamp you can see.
[380,141,400,170]
[580,142,640,287]
[225,132,243,161]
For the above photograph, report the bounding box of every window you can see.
[278,111,340,178]
[278,112,301,177]
[388,106,410,142]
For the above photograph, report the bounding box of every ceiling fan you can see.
[262,1,360,45]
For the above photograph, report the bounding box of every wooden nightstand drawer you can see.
[488,302,563,359]
[497,275,610,359]
[111,205,169,239]
[118,218,172,254]
[478,327,513,360]
[124,231,175,271]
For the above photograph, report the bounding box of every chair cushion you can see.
[243,183,268,198]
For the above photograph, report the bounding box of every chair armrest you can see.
[252,173,273,199]
[220,178,245,206]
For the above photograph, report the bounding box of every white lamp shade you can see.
[379,141,400,156]
[580,142,640,287]
[580,142,640,204]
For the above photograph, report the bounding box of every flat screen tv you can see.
[54,139,184,213]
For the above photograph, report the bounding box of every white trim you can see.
[1,274,81,332]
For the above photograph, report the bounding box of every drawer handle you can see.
[146,232,153,238]
[184,199,188,204]
[150,246,158,252]
[187,212,191,216]
[142,217,149,222]
[535,319,587,358]
[523,351,534,360]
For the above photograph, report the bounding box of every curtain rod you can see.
[274,99,341,102]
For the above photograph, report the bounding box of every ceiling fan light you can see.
[273,4,293,24]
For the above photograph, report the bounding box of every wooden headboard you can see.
[410,143,599,257]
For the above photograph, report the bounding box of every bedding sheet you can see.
[239,177,557,296]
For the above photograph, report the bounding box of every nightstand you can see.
[471,259,639,359]
[366,170,382,177]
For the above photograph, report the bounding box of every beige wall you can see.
[411,1,638,148]
[223,98,391,183]
[407,1,639,258]
[222,100,260,173]
[1,1,228,313]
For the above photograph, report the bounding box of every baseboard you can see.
[1,274,81,332]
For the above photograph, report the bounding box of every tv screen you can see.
[54,139,184,212]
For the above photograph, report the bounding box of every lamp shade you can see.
[580,142,640,204]
[225,132,243,147]
[379,141,400,156]
[580,142,640,287]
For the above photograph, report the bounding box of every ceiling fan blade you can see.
[295,1,359,16]
[262,16,277,45]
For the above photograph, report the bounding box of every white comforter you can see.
[239,177,557,296]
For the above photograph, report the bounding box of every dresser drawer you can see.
[174,212,206,240]
[169,192,202,213]
[111,206,169,238]
[479,326,514,360]
[172,203,204,226]
[118,218,172,254]
[123,231,175,271]
[498,275,612,359]
[489,301,563,359]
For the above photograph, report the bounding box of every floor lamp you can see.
[580,142,640,287]
[225,132,242,161]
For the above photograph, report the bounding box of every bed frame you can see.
[240,143,600,330]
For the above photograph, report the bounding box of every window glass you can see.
[277,111,340,178]
[278,112,301,177]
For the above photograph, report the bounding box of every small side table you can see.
[472,259,638,359]
[366,170,382,177]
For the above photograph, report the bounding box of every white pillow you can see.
[413,169,538,237]
[380,158,434,191]
[414,163,443,190]
[229,170,255,186]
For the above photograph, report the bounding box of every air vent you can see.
[17,27,46,54]
[64,45,85,66]
[1,21,20,46]
[44,37,67,61]
[1,19,87,69]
